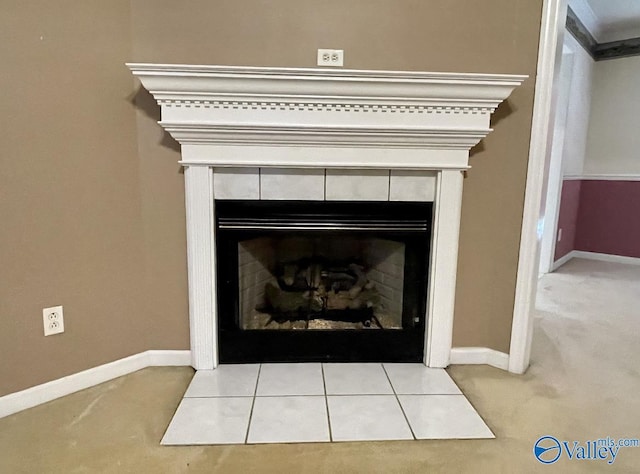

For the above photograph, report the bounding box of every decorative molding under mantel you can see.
[161,123,490,150]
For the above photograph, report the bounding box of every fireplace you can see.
[128,64,525,370]
[216,200,431,362]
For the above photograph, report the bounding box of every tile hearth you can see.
[162,363,493,445]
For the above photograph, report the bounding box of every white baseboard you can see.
[553,250,640,270]
[552,250,577,271]
[0,350,191,419]
[449,347,510,371]
[564,174,640,182]
[572,251,640,265]
[147,349,192,366]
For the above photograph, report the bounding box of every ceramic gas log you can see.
[260,258,383,329]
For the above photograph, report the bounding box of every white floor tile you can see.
[327,395,413,442]
[257,363,324,396]
[383,364,461,395]
[323,363,393,395]
[161,397,253,445]
[247,396,330,444]
[164,363,494,445]
[398,395,494,439]
[184,365,260,398]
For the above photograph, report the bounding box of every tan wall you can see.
[1,0,541,396]
[131,0,543,353]
[0,0,189,396]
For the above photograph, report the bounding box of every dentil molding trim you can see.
[128,64,526,161]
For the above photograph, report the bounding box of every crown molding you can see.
[568,0,602,41]
[567,6,640,61]
[567,6,598,57]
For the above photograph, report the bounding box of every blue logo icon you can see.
[534,436,562,464]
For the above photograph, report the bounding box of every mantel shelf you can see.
[129,63,526,169]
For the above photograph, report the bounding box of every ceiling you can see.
[569,0,640,43]
[581,0,640,42]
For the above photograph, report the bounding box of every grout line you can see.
[321,393,396,397]
[381,363,416,440]
[184,395,259,399]
[244,364,262,444]
[377,392,463,397]
[321,363,333,442]
[254,394,326,398]
[319,393,462,397]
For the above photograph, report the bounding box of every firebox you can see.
[216,200,432,363]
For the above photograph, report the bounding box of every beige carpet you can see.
[1,258,639,473]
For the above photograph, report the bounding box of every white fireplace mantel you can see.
[129,63,525,370]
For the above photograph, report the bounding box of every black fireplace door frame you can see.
[215,200,432,363]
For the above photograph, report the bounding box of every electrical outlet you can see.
[557,228,563,242]
[317,49,344,67]
[43,306,64,336]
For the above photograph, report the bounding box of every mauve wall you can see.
[575,181,640,258]
[555,179,640,261]
[555,180,582,260]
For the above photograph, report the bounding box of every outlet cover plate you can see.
[317,49,344,67]
[43,305,64,336]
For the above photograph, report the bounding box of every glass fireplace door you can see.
[216,200,432,363]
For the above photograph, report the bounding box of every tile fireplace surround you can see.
[129,64,525,370]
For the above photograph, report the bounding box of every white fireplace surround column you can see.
[129,64,525,370]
